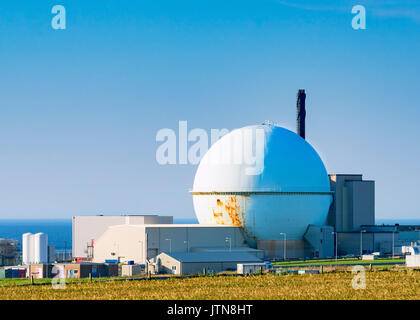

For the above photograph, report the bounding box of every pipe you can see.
[296,89,306,139]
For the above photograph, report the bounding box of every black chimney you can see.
[296,89,306,139]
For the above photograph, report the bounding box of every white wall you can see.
[72,215,173,258]
[93,225,146,264]
[93,225,247,264]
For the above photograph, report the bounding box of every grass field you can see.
[272,257,405,267]
[1,271,420,300]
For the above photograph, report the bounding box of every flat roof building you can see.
[150,251,263,275]
[328,174,375,232]
[72,215,173,258]
[92,224,255,265]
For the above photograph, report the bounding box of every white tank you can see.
[29,234,35,264]
[22,233,32,265]
[33,233,48,264]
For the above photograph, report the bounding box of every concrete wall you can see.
[93,224,248,264]
[72,215,173,258]
[328,175,375,232]
[153,253,181,274]
[337,232,374,256]
[181,262,238,275]
[29,264,54,279]
[191,247,265,259]
[257,240,305,259]
[121,265,142,276]
[328,175,362,232]
[398,231,420,243]
[346,180,375,230]
[372,232,394,253]
[303,225,334,258]
[406,255,420,267]
[338,232,405,256]
[145,226,247,257]
[93,225,146,264]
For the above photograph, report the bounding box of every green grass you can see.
[0,276,121,287]
[1,271,420,300]
[271,257,404,267]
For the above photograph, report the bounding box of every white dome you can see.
[191,123,332,242]
[192,124,330,193]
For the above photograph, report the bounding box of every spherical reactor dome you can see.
[191,123,332,245]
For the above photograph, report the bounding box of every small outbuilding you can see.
[121,264,143,276]
[29,264,55,279]
[237,263,267,275]
[29,263,118,279]
[405,246,420,267]
[362,254,377,260]
[150,251,263,275]
[57,263,119,278]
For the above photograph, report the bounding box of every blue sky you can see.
[0,0,419,219]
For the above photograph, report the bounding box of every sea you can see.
[0,218,199,250]
[0,217,417,250]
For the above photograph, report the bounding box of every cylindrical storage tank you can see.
[29,234,35,264]
[22,233,32,265]
[191,124,332,246]
[33,233,40,264]
[33,233,48,264]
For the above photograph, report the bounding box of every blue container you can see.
[105,259,119,264]
[11,269,19,278]
[0,269,12,279]
[127,261,134,265]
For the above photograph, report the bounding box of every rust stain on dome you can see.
[212,196,245,227]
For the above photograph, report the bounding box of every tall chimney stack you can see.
[296,89,306,139]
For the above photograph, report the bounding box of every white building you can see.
[150,251,263,275]
[72,215,173,258]
[405,246,420,267]
[92,224,262,264]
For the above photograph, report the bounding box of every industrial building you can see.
[121,264,143,276]
[327,174,375,232]
[67,89,420,275]
[0,267,26,279]
[0,239,16,266]
[22,233,55,264]
[72,215,173,258]
[29,264,55,279]
[92,224,263,265]
[149,252,263,275]
[28,263,118,279]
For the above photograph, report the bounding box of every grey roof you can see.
[160,251,263,263]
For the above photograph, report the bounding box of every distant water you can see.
[376,219,420,225]
[0,217,199,250]
[174,218,199,224]
[0,219,72,250]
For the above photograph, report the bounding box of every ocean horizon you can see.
[0,217,417,250]
[0,217,199,250]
